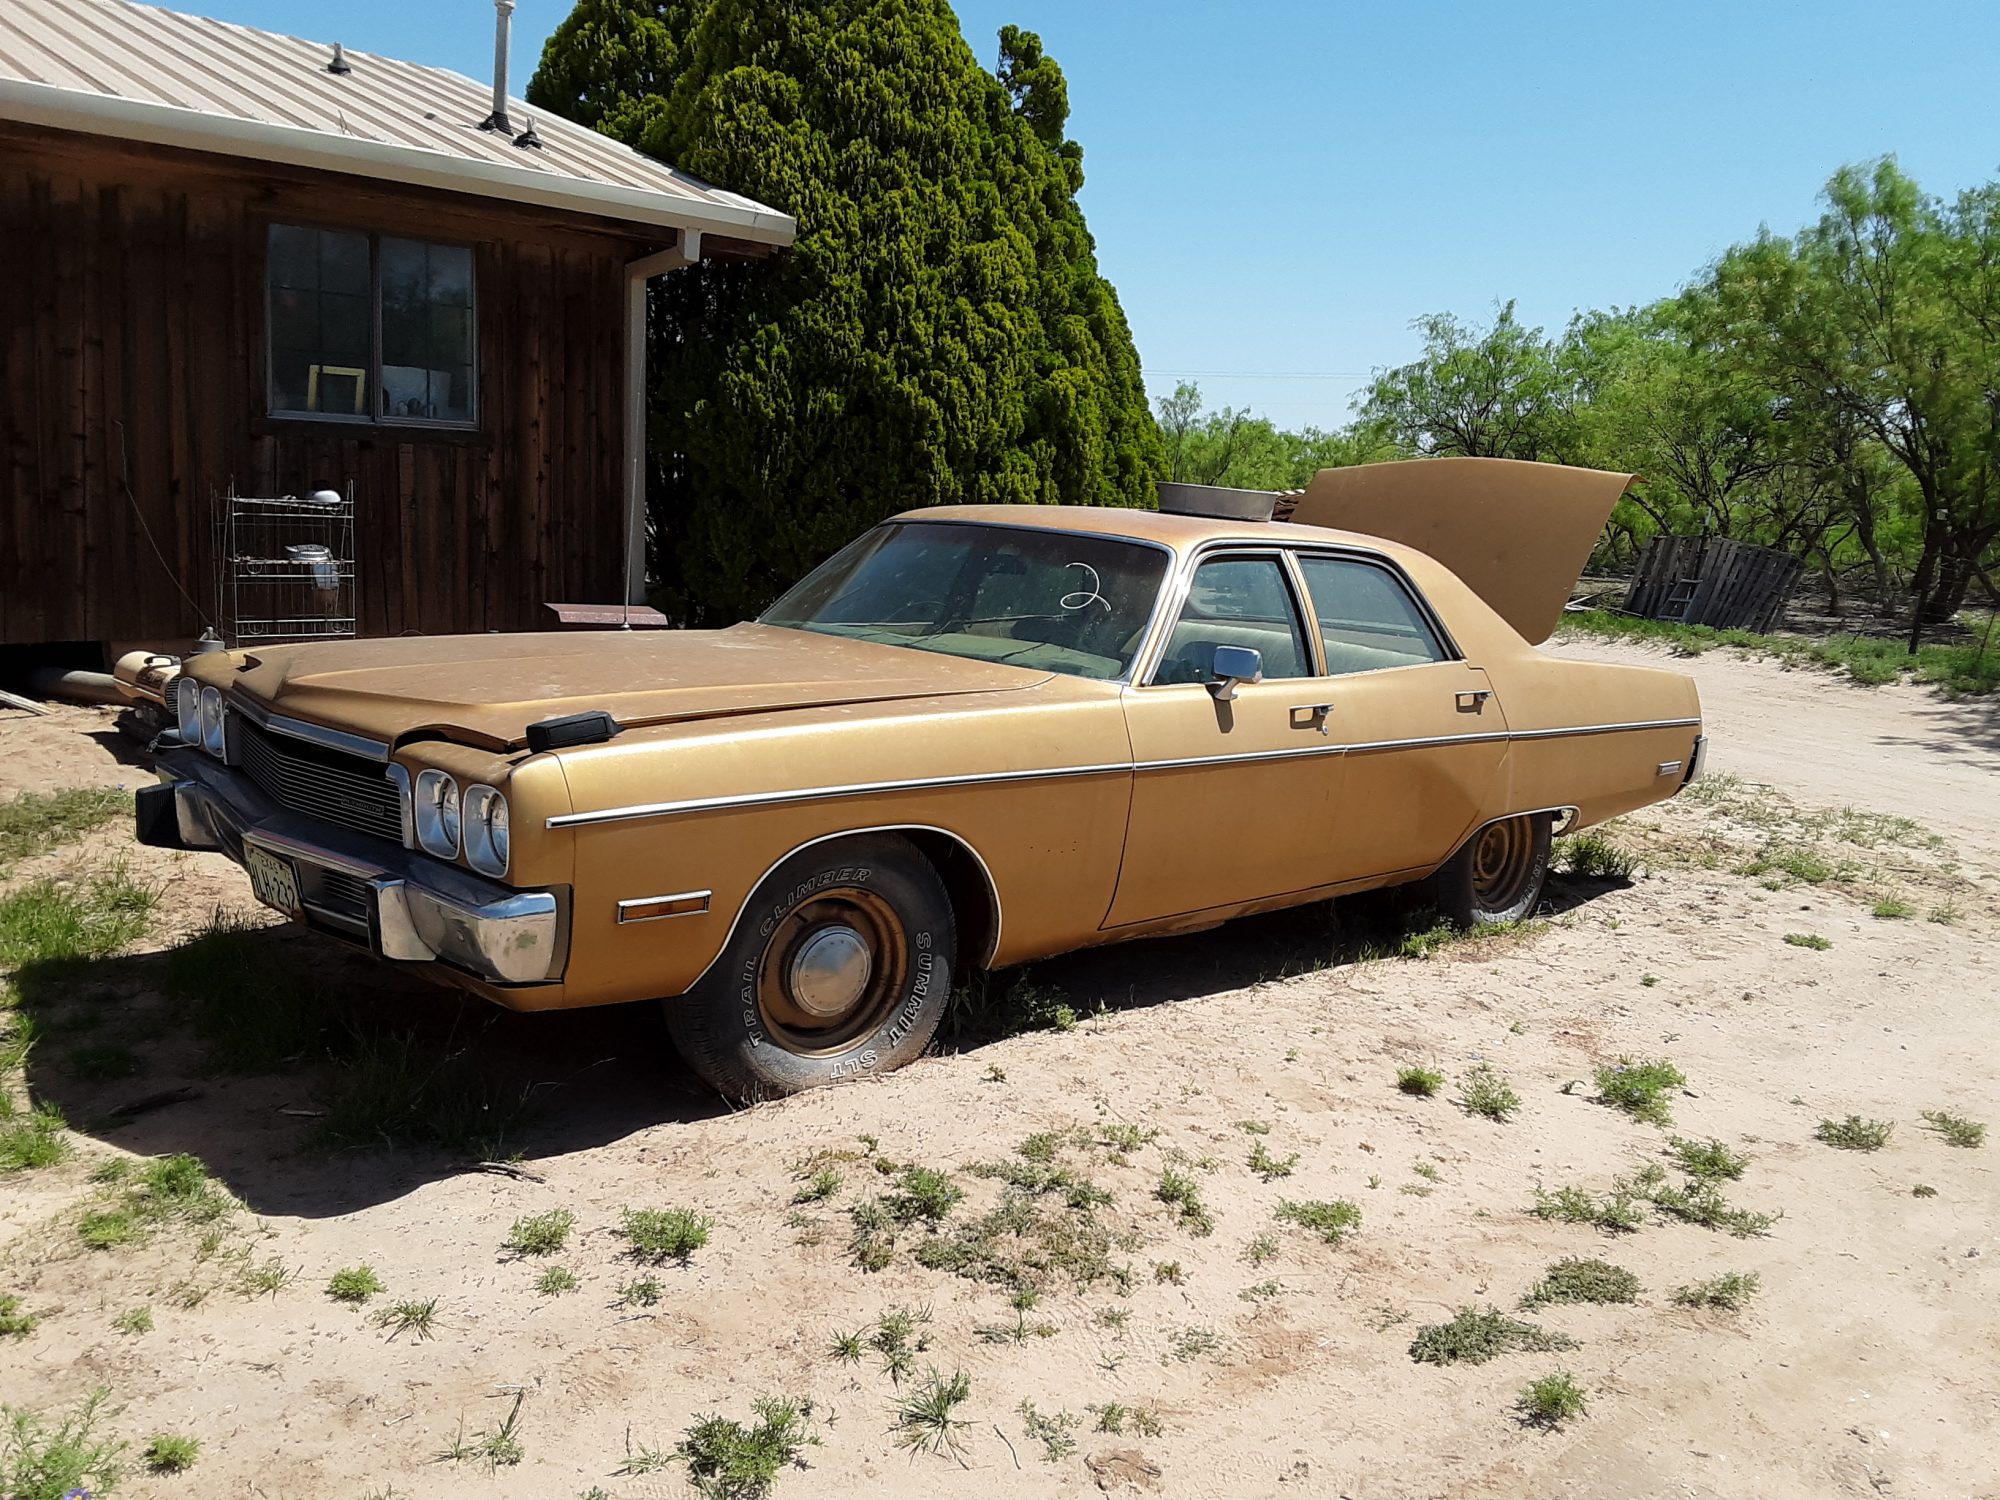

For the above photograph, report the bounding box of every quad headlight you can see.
[462,784,510,877]
[197,684,226,758]
[175,676,200,742]
[414,769,461,858]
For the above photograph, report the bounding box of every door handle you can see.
[1290,703,1334,735]
[1455,689,1492,713]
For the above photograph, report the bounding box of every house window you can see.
[266,225,476,425]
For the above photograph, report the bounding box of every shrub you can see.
[1666,1136,1747,1180]
[1554,832,1635,879]
[672,1395,818,1497]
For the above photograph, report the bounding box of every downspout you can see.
[622,231,702,615]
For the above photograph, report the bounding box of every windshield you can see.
[760,521,1169,680]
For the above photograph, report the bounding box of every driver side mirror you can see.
[1208,644,1263,701]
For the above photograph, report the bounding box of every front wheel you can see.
[664,834,957,1103]
[1431,813,1552,927]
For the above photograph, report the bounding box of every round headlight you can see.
[175,677,201,742]
[463,784,510,877]
[198,685,226,758]
[414,769,461,857]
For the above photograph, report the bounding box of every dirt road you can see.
[1,646,1994,1500]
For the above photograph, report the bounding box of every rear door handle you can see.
[1290,703,1334,735]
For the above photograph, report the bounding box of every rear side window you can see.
[1155,556,1310,682]
[1296,555,1447,675]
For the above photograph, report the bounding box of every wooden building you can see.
[0,0,794,652]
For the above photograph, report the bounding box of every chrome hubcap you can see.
[788,924,873,1019]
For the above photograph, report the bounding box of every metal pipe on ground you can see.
[23,667,127,706]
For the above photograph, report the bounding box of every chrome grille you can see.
[236,719,403,844]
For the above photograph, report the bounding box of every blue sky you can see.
[198,1,2000,427]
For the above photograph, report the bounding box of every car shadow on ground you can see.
[16,876,1622,1221]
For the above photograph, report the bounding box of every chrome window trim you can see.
[1289,548,1459,673]
[548,717,1702,828]
[684,823,1007,987]
[757,518,1180,687]
[1136,543,1320,687]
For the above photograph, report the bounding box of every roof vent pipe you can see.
[479,0,514,135]
[326,42,351,76]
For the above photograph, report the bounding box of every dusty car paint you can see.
[159,464,1702,1016]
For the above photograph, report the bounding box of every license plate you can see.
[244,844,301,917]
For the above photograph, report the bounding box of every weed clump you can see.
[1017,1400,1080,1463]
[1,1388,126,1498]
[884,1166,963,1226]
[0,1294,35,1339]
[1154,1168,1214,1236]
[1516,1371,1588,1427]
[1595,1056,1686,1126]
[1408,1307,1577,1366]
[1667,1136,1747,1180]
[1396,1065,1444,1098]
[1815,1115,1893,1151]
[1555,832,1635,879]
[621,1207,712,1264]
[1459,1064,1521,1122]
[504,1208,575,1257]
[1920,1110,1986,1149]
[1671,1272,1761,1310]
[1782,931,1832,950]
[891,1369,972,1461]
[326,1265,384,1303]
[1519,1257,1641,1310]
[1248,1141,1299,1181]
[144,1432,201,1473]
[669,1395,818,1497]
[1273,1198,1361,1245]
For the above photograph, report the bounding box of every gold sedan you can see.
[141,458,1703,1101]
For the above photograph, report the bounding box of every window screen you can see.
[1296,555,1448,675]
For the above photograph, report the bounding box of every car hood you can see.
[1286,457,1635,645]
[225,623,1053,752]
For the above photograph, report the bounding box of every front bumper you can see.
[139,742,568,987]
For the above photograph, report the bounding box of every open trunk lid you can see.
[1286,457,1635,645]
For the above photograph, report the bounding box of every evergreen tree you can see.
[530,0,1163,620]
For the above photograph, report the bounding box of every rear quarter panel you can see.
[1396,552,1703,835]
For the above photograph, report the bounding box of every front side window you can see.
[1154,555,1310,683]
[761,521,1169,681]
[267,225,475,425]
[1296,554,1448,674]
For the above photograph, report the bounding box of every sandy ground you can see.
[1,646,1996,1500]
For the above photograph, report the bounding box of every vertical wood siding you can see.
[0,126,647,647]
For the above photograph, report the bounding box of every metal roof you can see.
[0,0,796,246]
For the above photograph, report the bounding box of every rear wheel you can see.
[1432,812,1551,927]
[664,834,956,1103]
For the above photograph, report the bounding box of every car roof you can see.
[893,504,1422,566]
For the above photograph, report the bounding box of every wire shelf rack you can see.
[212,485,358,645]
